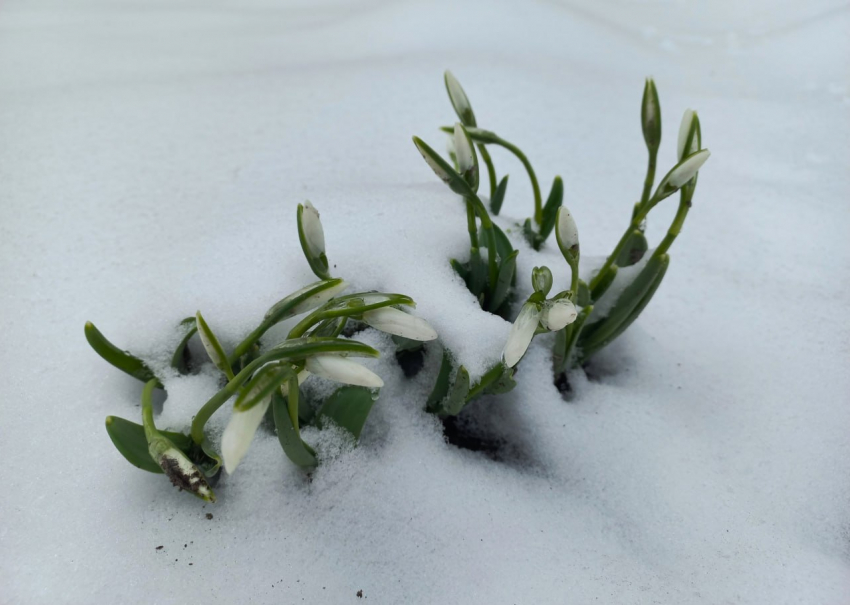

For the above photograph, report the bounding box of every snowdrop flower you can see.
[362,306,438,341]
[641,77,661,151]
[148,436,215,502]
[502,302,542,368]
[453,123,478,190]
[667,149,710,188]
[540,298,578,331]
[444,70,476,127]
[677,109,700,161]
[306,354,384,388]
[555,206,580,264]
[301,201,325,259]
[222,397,269,474]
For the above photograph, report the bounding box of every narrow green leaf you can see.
[576,279,592,307]
[489,250,518,313]
[450,258,471,284]
[271,389,317,468]
[196,311,234,380]
[316,386,376,441]
[426,350,454,415]
[523,218,544,250]
[309,317,347,338]
[579,254,669,355]
[483,366,517,396]
[589,265,618,302]
[538,176,564,240]
[105,416,190,474]
[85,322,156,383]
[490,175,509,215]
[558,304,593,372]
[170,317,197,374]
[268,337,380,360]
[440,366,471,416]
[264,278,347,327]
[234,364,292,412]
[616,230,648,268]
[469,247,485,297]
[412,136,473,196]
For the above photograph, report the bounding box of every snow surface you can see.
[2,0,849,603]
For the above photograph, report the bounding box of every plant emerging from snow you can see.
[89,203,437,501]
[89,72,709,502]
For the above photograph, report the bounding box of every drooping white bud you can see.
[453,123,474,176]
[221,396,271,474]
[540,298,578,331]
[301,201,325,258]
[667,149,710,188]
[444,70,476,127]
[502,303,542,368]
[264,279,348,324]
[305,354,384,388]
[362,306,438,341]
[414,136,453,184]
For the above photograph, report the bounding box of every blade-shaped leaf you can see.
[170,317,197,374]
[490,175,509,215]
[196,311,234,380]
[616,230,648,268]
[271,389,317,468]
[85,322,156,383]
[315,386,376,440]
[589,265,618,302]
[538,176,564,240]
[426,350,454,415]
[440,366,471,417]
[105,416,190,474]
[489,250,518,313]
[264,278,347,327]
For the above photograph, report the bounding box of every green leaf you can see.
[489,250,518,313]
[490,222,514,262]
[440,366,471,416]
[412,136,474,196]
[616,230,648,268]
[579,254,669,356]
[264,278,347,327]
[268,337,380,360]
[85,322,157,383]
[196,311,234,380]
[426,350,454,415]
[234,363,292,412]
[198,439,222,479]
[538,176,564,240]
[483,366,517,396]
[490,175,509,215]
[450,258,471,284]
[105,416,190,474]
[271,389,317,468]
[522,218,544,250]
[309,317,347,338]
[589,265,618,302]
[315,386,376,440]
[469,247,485,297]
[576,279,592,307]
[554,304,594,373]
[170,317,197,374]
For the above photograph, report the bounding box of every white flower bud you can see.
[540,299,578,331]
[502,303,541,368]
[667,149,710,188]
[555,206,580,262]
[301,201,325,257]
[362,307,438,341]
[305,354,384,388]
[444,70,476,127]
[453,123,474,176]
[677,109,700,161]
[221,396,271,474]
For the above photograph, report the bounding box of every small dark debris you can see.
[357,590,363,598]
[206,513,213,520]
[189,563,193,566]
[155,545,164,551]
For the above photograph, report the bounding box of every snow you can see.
[1,0,849,603]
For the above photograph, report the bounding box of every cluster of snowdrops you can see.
[89,72,710,502]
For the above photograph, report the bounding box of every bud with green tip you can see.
[412,136,470,195]
[641,78,661,152]
[305,354,384,388]
[453,123,479,191]
[532,266,553,296]
[555,206,580,266]
[196,310,234,380]
[540,298,578,331]
[298,201,331,280]
[362,306,438,341]
[653,149,711,202]
[444,70,477,127]
[677,109,701,161]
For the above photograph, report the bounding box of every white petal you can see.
[302,201,326,257]
[289,280,348,316]
[541,299,578,331]
[502,303,541,368]
[221,396,271,474]
[305,354,384,388]
[556,207,579,252]
[668,149,710,188]
[453,123,474,175]
[677,109,697,161]
[445,70,472,121]
[362,307,438,341]
[414,138,452,183]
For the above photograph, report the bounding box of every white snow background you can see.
[1,0,849,603]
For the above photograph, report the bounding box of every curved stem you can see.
[640,149,658,207]
[465,200,479,248]
[493,137,542,226]
[228,323,269,366]
[141,378,160,442]
[655,193,691,257]
[467,363,508,399]
[477,144,497,198]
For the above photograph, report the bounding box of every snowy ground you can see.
[1,0,849,603]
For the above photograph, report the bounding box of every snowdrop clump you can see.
[89,71,709,502]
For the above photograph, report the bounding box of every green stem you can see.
[466,363,507,399]
[477,144,497,198]
[655,192,691,257]
[640,149,658,207]
[228,323,269,366]
[141,378,159,443]
[493,137,542,226]
[465,199,479,248]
